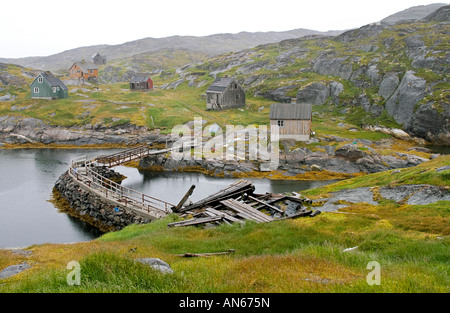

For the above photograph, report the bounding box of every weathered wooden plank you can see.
[276,210,313,220]
[247,195,284,213]
[180,180,255,212]
[173,185,196,212]
[220,199,273,223]
[167,216,223,227]
[205,208,244,224]
[176,249,236,257]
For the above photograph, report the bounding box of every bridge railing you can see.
[69,155,174,219]
[95,145,152,167]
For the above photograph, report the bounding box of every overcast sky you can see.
[0,0,446,58]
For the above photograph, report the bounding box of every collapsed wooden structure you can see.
[168,180,319,228]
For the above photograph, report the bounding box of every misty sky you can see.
[0,0,446,58]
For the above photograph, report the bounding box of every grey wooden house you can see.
[269,102,312,141]
[206,78,245,110]
[30,72,68,100]
[92,52,107,65]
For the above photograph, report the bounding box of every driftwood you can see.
[176,249,236,257]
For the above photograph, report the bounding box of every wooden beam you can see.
[247,195,283,213]
[167,216,223,227]
[276,210,313,220]
[220,199,273,223]
[176,249,236,257]
[173,185,196,212]
[205,207,244,224]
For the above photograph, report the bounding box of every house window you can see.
[235,84,238,89]
[38,77,43,83]
[53,87,57,93]
[33,87,39,93]
[277,120,284,127]
[57,87,60,91]
[235,94,240,100]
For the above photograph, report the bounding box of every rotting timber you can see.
[168,179,319,228]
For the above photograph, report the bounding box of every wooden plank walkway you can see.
[95,145,178,168]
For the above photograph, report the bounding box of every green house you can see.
[30,72,68,100]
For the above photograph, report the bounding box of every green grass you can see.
[1,157,449,293]
[1,208,448,293]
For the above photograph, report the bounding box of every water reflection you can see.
[117,166,338,204]
[0,148,337,248]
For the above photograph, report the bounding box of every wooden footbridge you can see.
[68,145,181,220]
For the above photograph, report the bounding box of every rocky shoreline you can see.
[138,136,432,178]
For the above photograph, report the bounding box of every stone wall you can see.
[53,167,151,232]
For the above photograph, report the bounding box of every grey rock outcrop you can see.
[378,73,400,100]
[0,262,31,280]
[297,82,330,105]
[385,71,427,126]
[404,102,450,145]
[135,258,174,274]
[314,184,449,212]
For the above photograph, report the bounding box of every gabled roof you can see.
[206,78,235,93]
[269,103,312,120]
[72,61,98,72]
[36,72,68,90]
[130,75,151,83]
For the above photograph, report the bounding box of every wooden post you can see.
[173,185,196,212]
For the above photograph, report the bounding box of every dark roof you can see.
[206,78,235,93]
[269,103,312,120]
[73,61,98,72]
[130,75,151,83]
[39,72,68,90]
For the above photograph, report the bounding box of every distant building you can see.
[269,102,312,141]
[69,61,99,81]
[130,75,153,90]
[92,52,107,65]
[30,72,68,100]
[206,78,245,110]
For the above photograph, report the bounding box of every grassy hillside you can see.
[0,156,448,293]
[0,63,397,144]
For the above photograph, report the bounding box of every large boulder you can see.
[405,102,450,146]
[297,82,330,105]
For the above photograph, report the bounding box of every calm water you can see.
[0,149,337,248]
[427,145,450,155]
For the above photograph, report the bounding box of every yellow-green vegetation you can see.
[0,69,397,143]
[1,156,448,293]
[303,155,450,196]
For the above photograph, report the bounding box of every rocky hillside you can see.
[380,3,447,25]
[161,7,449,145]
[0,29,342,73]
